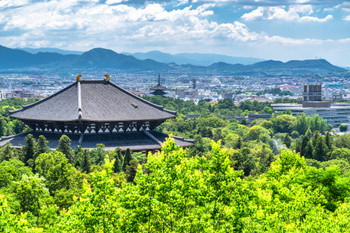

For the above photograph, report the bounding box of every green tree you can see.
[331,148,350,163]
[36,135,49,159]
[291,130,300,139]
[23,134,36,167]
[35,151,83,208]
[246,125,270,141]
[0,159,33,188]
[0,143,15,162]
[113,148,123,173]
[270,114,296,134]
[308,114,327,134]
[283,133,292,148]
[334,134,350,149]
[0,118,5,137]
[325,131,332,151]
[89,143,106,165]
[57,135,74,164]
[295,113,308,135]
[305,141,314,159]
[313,136,329,161]
[339,124,348,132]
[125,160,138,183]
[13,119,24,134]
[300,135,309,157]
[123,148,132,170]
[305,127,313,139]
[14,174,52,216]
[80,149,91,173]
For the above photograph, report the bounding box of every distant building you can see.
[272,83,350,127]
[150,74,167,96]
[247,114,271,123]
[186,114,200,119]
[0,90,6,101]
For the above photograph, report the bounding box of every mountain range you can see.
[0,45,346,75]
[124,51,264,66]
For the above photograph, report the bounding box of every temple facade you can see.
[0,75,193,152]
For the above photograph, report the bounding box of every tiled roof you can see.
[10,79,176,122]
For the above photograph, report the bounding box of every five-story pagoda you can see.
[0,75,193,152]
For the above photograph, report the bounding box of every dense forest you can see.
[1,96,350,232]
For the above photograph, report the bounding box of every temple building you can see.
[0,75,193,152]
[150,74,167,96]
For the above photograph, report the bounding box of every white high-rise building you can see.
[272,83,350,127]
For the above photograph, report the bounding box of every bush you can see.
[339,124,348,132]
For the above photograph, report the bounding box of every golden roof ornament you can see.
[104,74,110,82]
[76,74,82,82]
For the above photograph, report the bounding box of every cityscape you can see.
[1,0,350,231]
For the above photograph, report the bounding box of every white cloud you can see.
[345,15,350,21]
[0,0,349,66]
[0,0,29,9]
[242,5,333,22]
[106,0,124,5]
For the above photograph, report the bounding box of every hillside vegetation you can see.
[1,96,350,232]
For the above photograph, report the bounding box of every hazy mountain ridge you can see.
[124,50,264,66]
[19,47,83,55]
[0,45,345,74]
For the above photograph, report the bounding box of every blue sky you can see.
[0,0,349,66]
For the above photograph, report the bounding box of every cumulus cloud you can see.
[0,0,348,66]
[106,0,125,4]
[242,5,333,22]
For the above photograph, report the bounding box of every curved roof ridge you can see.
[10,82,77,114]
[77,81,82,119]
[106,80,176,115]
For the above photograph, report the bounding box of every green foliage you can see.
[89,143,106,165]
[331,148,350,163]
[23,134,36,167]
[36,135,49,159]
[0,159,33,188]
[35,151,83,209]
[113,147,123,173]
[295,113,308,135]
[54,156,122,232]
[80,149,91,173]
[283,133,292,148]
[339,124,348,132]
[14,174,51,216]
[270,114,296,134]
[1,96,350,231]
[57,135,74,164]
[246,125,270,141]
[313,136,330,161]
[309,114,327,134]
[123,148,132,170]
[334,134,350,149]
[125,160,138,183]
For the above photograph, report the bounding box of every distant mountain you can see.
[0,45,170,71]
[70,48,170,70]
[0,45,346,75]
[206,59,345,74]
[125,51,264,66]
[19,47,83,55]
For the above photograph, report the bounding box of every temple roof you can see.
[150,74,167,92]
[150,83,167,91]
[10,79,176,122]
